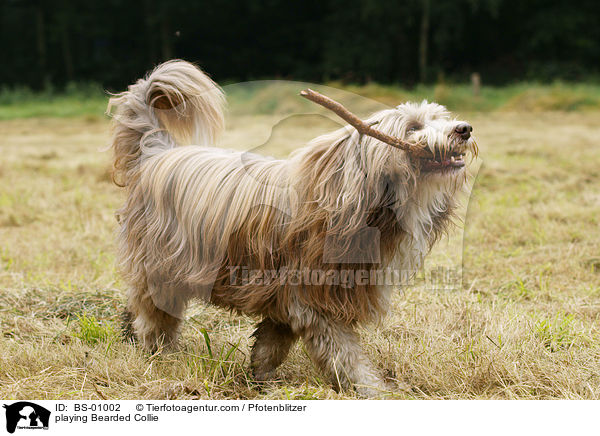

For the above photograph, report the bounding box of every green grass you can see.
[0,83,107,120]
[346,82,600,112]
[534,313,580,353]
[2,81,600,120]
[74,313,118,346]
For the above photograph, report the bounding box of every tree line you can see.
[2,0,599,90]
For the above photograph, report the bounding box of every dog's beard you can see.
[344,105,476,206]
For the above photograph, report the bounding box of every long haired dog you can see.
[109,60,476,396]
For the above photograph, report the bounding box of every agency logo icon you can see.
[2,402,50,434]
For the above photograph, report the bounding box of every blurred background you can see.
[2,0,600,89]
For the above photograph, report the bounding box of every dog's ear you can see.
[142,61,225,146]
[149,89,183,111]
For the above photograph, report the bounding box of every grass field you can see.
[0,84,599,399]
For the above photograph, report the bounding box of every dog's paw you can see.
[354,385,388,399]
[353,377,398,399]
[252,367,278,383]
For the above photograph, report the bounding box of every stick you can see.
[299,88,433,158]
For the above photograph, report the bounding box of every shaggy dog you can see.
[108,60,476,396]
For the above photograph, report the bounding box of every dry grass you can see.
[1,100,599,399]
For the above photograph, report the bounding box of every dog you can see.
[108,60,476,396]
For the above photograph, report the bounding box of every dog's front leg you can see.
[301,320,387,397]
[251,318,298,382]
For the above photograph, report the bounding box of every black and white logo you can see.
[3,402,50,433]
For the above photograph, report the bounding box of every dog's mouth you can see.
[419,150,466,172]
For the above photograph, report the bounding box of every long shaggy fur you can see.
[108,60,477,396]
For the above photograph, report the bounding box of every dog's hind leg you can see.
[301,320,387,397]
[127,282,187,352]
[251,319,298,382]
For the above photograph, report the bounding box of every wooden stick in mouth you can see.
[299,88,433,159]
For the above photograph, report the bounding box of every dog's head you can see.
[297,99,477,216]
[356,100,477,197]
[398,101,476,176]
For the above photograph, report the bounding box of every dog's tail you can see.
[107,59,225,187]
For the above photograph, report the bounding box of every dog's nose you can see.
[454,123,473,139]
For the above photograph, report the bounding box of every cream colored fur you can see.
[108,60,476,397]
